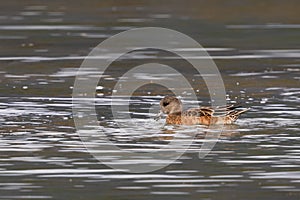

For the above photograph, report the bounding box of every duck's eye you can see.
[163,102,169,107]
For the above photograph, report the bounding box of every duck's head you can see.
[155,96,182,120]
[160,96,182,114]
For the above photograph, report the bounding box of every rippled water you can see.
[0,1,300,199]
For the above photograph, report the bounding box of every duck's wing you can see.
[184,105,246,117]
[183,107,214,117]
[213,104,242,116]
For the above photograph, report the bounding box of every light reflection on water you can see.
[0,90,299,198]
[2,49,300,61]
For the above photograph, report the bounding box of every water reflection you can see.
[0,89,299,198]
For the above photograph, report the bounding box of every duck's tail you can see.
[226,108,250,122]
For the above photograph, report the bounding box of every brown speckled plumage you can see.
[157,96,249,126]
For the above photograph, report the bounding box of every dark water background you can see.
[0,0,299,199]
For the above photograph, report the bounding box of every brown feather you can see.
[159,96,249,126]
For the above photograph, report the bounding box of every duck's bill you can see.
[154,110,163,121]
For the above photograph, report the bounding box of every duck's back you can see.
[166,105,249,126]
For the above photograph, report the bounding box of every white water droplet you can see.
[96,86,104,90]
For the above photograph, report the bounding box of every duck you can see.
[155,96,249,126]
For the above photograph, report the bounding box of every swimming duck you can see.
[155,96,249,125]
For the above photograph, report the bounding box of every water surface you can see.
[0,0,299,199]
